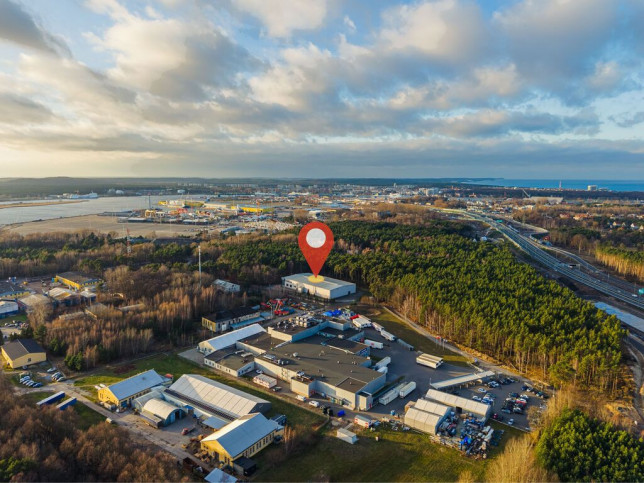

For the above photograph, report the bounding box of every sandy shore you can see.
[0,200,85,209]
[3,215,203,238]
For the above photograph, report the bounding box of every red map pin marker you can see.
[298,222,334,283]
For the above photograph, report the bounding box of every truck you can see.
[56,397,77,411]
[364,339,384,350]
[380,330,396,342]
[399,381,416,398]
[372,322,384,332]
[374,356,391,370]
[416,353,444,369]
[377,366,388,375]
[351,315,371,329]
[378,384,404,406]
[36,391,65,407]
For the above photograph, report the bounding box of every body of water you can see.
[465,179,644,192]
[0,196,178,226]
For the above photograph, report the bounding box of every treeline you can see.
[211,221,625,392]
[536,408,644,481]
[0,374,185,482]
[596,244,644,282]
[0,231,194,278]
[41,267,237,371]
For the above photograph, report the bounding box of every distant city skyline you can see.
[1,0,643,178]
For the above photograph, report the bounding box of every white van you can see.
[296,395,307,402]
[308,400,320,408]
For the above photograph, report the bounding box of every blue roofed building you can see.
[97,369,171,408]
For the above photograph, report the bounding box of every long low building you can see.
[282,273,356,300]
[429,370,496,391]
[199,324,266,355]
[425,388,492,422]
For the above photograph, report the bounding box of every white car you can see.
[477,388,487,393]
[508,419,515,425]
[308,400,320,408]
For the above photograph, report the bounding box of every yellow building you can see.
[55,272,102,291]
[97,369,168,408]
[201,413,283,466]
[1,339,46,369]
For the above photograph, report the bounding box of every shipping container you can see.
[56,397,77,411]
[372,322,383,332]
[416,353,444,369]
[399,381,417,398]
[378,385,403,406]
[351,315,371,329]
[374,356,391,370]
[36,391,65,407]
[354,414,372,428]
[253,374,277,389]
[364,339,384,349]
[380,330,396,341]
[377,366,388,374]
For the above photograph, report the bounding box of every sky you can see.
[0,0,643,179]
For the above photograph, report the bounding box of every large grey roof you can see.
[201,413,280,458]
[142,398,181,420]
[1,339,45,360]
[107,369,165,401]
[200,324,266,352]
[168,374,269,419]
[404,406,443,433]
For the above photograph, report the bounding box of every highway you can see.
[464,212,644,311]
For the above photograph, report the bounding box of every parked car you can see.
[472,396,482,402]
[501,408,512,414]
[308,400,320,408]
[477,388,487,393]
[508,418,515,425]
[509,392,519,398]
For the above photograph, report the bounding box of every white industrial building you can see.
[199,324,266,355]
[214,279,241,293]
[425,389,492,422]
[164,374,271,422]
[429,370,495,390]
[403,398,453,435]
[281,273,356,300]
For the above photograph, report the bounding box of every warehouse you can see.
[404,406,446,435]
[200,413,283,468]
[18,294,52,313]
[213,279,241,293]
[55,272,102,291]
[164,374,271,421]
[281,273,356,300]
[1,339,46,369]
[425,389,492,422]
[0,300,19,319]
[205,348,255,377]
[198,324,266,355]
[97,370,170,408]
[253,340,385,410]
[0,281,29,300]
[202,307,262,334]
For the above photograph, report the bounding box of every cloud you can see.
[611,112,644,128]
[343,15,356,32]
[0,92,53,124]
[235,0,327,38]
[0,0,70,56]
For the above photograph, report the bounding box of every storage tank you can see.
[399,381,417,398]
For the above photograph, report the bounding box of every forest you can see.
[0,375,185,482]
[210,221,626,392]
[536,408,644,481]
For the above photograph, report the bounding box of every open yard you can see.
[359,306,470,366]
[20,391,105,429]
[74,353,325,428]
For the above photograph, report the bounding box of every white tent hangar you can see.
[141,398,184,426]
[404,406,445,434]
[413,398,452,418]
[425,389,492,421]
[165,374,271,420]
[198,324,266,355]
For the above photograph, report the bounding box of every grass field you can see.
[20,390,106,429]
[74,353,325,428]
[360,306,470,366]
[253,422,521,482]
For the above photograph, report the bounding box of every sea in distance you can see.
[0,196,183,227]
[465,179,644,192]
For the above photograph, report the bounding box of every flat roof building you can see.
[199,324,266,355]
[18,293,52,313]
[202,307,262,334]
[282,273,356,300]
[98,370,169,408]
[0,281,29,300]
[214,279,241,293]
[0,300,19,318]
[1,339,46,369]
[55,272,102,291]
[201,413,283,468]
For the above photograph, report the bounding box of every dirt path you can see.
[625,335,644,425]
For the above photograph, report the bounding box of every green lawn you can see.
[253,424,510,482]
[360,306,470,366]
[75,353,325,428]
[20,390,52,404]
[73,402,106,429]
